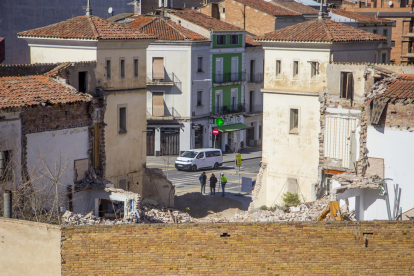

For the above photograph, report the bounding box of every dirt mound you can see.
[174,192,244,218]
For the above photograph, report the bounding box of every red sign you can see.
[212,128,219,136]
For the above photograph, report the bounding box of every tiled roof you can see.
[381,76,414,99]
[331,8,392,23]
[255,19,387,42]
[232,0,301,16]
[273,1,319,15]
[17,15,156,40]
[124,16,208,41]
[107,13,134,23]
[171,9,242,31]
[245,34,261,47]
[0,75,91,109]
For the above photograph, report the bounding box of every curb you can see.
[222,156,261,164]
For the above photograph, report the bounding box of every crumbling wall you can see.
[142,168,175,207]
[0,218,61,276]
[61,221,414,275]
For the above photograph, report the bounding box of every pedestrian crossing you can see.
[167,174,242,192]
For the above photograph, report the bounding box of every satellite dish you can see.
[108,7,113,14]
[388,1,392,5]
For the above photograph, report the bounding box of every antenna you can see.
[86,0,92,16]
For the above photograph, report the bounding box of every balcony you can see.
[213,103,246,115]
[147,73,176,85]
[245,104,263,114]
[214,72,246,84]
[247,73,264,84]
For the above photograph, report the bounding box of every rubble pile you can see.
[139,202,194,223]
[233,196,331,222]
[74,167,111,191]
[333,173,383,190]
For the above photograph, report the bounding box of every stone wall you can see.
[385,102,414,130]
[61,221,414,275]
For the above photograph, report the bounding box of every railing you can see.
[147,106,181,118]
[246,104,263,114]
[147,72,176,84]
[214,72,246,83]
[214,103,246,115]
[247,73,264,83]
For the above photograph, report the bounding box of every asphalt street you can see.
[147,158,261,196]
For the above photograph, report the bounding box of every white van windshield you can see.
[181,151,198,158]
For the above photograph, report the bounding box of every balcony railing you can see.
[147,73,176,84]
[214,72,246,83]
[246,104,263,114]
[247,73,264,83]
[214,103,246,115]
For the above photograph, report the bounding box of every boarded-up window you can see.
[152,58,164,80]
[152,92,164,116]
[289,108,299,133]
[119,107,127,133]
[340,72,354,100]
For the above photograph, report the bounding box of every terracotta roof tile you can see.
[0,75,91,109]
[331,9,392,23]
[171,9,242,31]
[381,76,414,99]
[17,15,156,40]
[273,1,319,15]
[233,0,301,16]
[397,74,414,80]
[245,34,261,47]
[255,19,387,42]
[125,16,208,41]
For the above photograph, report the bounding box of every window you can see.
[310,62,319,78]
[340,72,354,100]
[119,106,127,133]
[293,61,299,77]
[373,29,377,34]
[259,124,262,140]
[134,58,139,77]
[250,60,255,81]
[231,88,238,111]
[197,91,203,106]
[276,60,281,76]
[382,53,386,64]
[120,59,125,78]
[217,35,226,45]
[78,71,88,93]
[383,29,388,38]
[152,92,164,116]
[118,177,128,190]
[289,108,299,134]
[197,152,204,159]
[0,151,11,181]
[106,59,111,79]
[197,57,203,72]
[230,34,239,45]
[249,91,254,112]
[215,90,222,114]
[231,57,239,81]
[152,57,164,81]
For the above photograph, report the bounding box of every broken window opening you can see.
[340,72,354,101]
[78,71,88,93]
[0,150,11,182]
[310,61,319,78]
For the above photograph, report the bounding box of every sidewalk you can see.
[146,147,262,166]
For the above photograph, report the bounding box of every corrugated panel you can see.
[324,116,357,168]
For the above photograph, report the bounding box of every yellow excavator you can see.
[318,201,343,221]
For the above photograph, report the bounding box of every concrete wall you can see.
[0,218,61,276]
[61,221,414,275]
[142,168,175,207]
[0,0,134,64]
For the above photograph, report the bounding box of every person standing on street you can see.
[199,172,207,194]
[220,173,227,197]
[209,173,217,195]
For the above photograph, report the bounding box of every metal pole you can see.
[383,180,392,220]
[4,190,12,218]
[238,166,241,194]
[214,135,216,149]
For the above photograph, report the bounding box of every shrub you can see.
[282,192,300,207]
[260,205,268,210]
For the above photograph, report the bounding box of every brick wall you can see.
[224,0,275,35]
[384,102,414,129]
[61,221,414,275]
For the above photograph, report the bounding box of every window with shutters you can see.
[106,59,111,79]
[152,57,164,81]
[340,72,354,100]
[293,60,299,78]
[152,92,164,116]
[118,105,127,133]
[134,58,139,77]
[120,58,125,79]
[118,177,128,190]
[0,150,11,182]
[276,60,281,77]
[289,108,299,134]
[310,61,319,78]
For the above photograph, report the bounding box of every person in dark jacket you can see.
[209,174,218,195]
[199,172,207,194]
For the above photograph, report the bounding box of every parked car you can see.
[175,148,223,171]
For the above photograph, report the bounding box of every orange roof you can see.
[171,9,242,31]
[255,19,387,43]
[331,9,392,23]
[125,16,208,41]
[233,0,300,16]
[245,34,261,47]
[0,75,91,109]
[273,1,319,15]
[379,75,414,99]
[17,15,156,40]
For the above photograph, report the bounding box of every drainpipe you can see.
[3,190,12,218]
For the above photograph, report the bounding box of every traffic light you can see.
[215,118,223,126]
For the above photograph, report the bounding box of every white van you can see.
[175,148,223,171]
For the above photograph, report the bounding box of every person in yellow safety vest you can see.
[220,173,227,197]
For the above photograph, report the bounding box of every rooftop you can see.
[330,8,393,23]
[255,18,387,43]
[231,0,300,16]
[170,9,242,31]
[273,0,319,15]
[380,74,414,99]
[17,15,156,40]
[124,16,208,41]
[0,75,91,109]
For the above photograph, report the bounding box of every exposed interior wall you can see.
[0,218,61,276]
[61,221,414,275]
[142,168,175,207]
